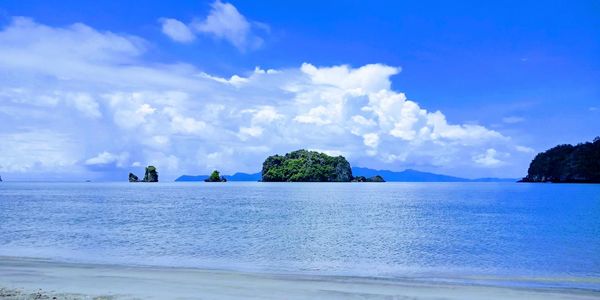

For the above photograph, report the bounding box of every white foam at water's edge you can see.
[1,256,598,300]
[1,249,599,291]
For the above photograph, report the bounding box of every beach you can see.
[1,256,599,300]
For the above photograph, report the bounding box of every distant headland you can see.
[519,137,600,183]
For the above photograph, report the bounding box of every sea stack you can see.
[143,166,159,182]
[128,166,159,182]
[129,173,139,182]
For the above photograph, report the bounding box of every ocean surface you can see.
[1,182,599,289]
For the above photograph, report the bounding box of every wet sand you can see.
[0,256,599,300]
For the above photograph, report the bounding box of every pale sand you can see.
[0,256,599,300]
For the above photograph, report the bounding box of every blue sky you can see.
[0,1,598,180]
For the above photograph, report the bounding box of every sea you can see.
[1,182,599,290]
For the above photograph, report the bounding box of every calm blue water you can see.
[1,182,599,288]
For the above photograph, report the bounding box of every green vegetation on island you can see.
[262,149,353,182]
[129,166,159,182]
[205,170,227,182]
[261,149,384,182]
[519,137,600,183]
[143,166,159,182]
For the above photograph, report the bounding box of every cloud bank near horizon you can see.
[0,17,530,179]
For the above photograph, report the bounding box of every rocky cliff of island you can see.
[261,149,353,182]
[519,137,600,183]
[129,166,159,182]
[128,173,139,182]
[351,175,385,182]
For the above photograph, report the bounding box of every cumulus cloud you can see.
[473,149,506,167]
[85,151,129,167]
[0,130,80,173]
[159,0,265,51]
[159,18,195,43]
[0,17,530,179]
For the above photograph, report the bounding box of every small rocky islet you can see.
[129,166,159,182]
[204,170,227,182]
[351,175,385,182]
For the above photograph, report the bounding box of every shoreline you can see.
[1,256,599,299]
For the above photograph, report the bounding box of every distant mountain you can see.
[352,167,465,182]
[175,172,261,182]
[227,172,262,181]
[175,168,515,182]
[352,167,517,182]
[174,175,208,182]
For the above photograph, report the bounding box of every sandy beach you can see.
[0,256,598,300]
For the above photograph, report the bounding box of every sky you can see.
[0,0,598,180]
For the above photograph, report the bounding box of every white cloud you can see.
[159,18,195,43]
[159,1,265,51]
[0,18,529,179]
[67,93,101,118]
[352,115,376,127]
[249,106,283,124]
[294,106,332,125]
[301,63,398,93]
[0,89,101,118]
[192,0,263,50]
[200,72,249,86]
[0,130,80,173]
[473,149,505,167]
[363,133,380,148]
[515,145,535,153]
[85,151,129,167]
[310,149,347,157]
[238,106,283,140]
[238,126,263,140]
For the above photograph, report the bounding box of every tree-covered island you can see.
[519,137,600,183]
[205,170,227,182]
[261,149,384,182]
